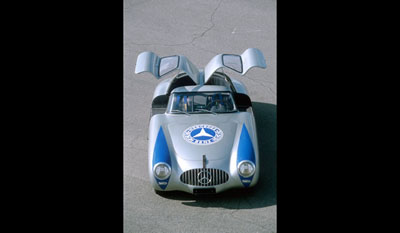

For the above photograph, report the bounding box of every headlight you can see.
[238,160,255,178]
[153,163,171,180]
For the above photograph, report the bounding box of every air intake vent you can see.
[180,168,229,186]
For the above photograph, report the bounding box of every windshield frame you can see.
[167,91,238,115]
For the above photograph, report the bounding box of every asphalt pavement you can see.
[124,0,276,232]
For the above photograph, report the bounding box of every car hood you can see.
[164,113,243,161]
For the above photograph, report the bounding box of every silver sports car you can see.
[134,48,267,195]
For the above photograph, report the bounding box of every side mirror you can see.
[222,54,243,73]
[159,56,179,76]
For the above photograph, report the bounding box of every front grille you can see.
[180,168,229,186]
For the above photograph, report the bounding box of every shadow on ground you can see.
[158,102,276,209]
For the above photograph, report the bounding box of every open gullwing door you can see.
[135,51,200,84]
[204,48,267,83]
[135,48,266,85]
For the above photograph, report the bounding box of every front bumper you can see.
[151,168,258,194]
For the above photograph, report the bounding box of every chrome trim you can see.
[180,168,229,186]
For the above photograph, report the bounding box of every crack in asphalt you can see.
[191,45,216,55]
[190,0,223,45]
[128,0,223,50]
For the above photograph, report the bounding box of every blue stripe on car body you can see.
[237,124,256,187]
[152,126,171,189]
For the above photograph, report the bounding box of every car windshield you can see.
[168,92,237,114]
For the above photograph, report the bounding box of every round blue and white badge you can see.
[183,124,224,145]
